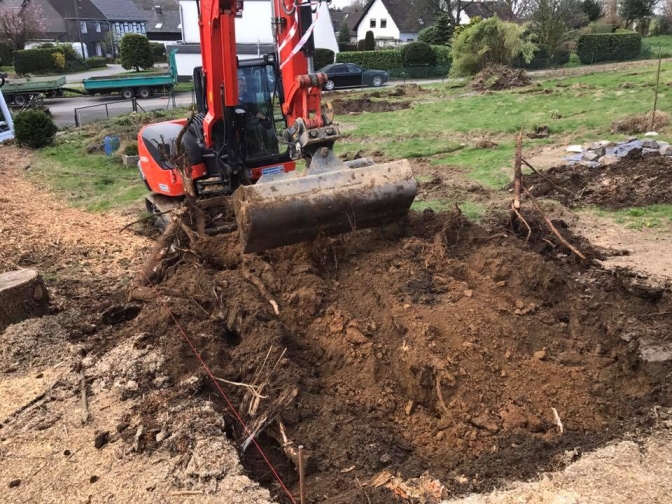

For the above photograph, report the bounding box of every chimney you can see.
[155,5,162,15]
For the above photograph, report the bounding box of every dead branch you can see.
[80,367,89,425]
[522,186,586,260]
[241,386,299,452]
[513,126,523,210]
[268,418,310,473]
[136,210,184,286]
[242,265,280,316]
[435,374,450,416]
[522,159,571,197]
[119,210,173,234]
[214,376,268,400]
[510,204,532,244]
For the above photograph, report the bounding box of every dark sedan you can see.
[318,63,388,91]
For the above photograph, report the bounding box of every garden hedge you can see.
[576,32,641,64]
[314,48,335,70]
[336,49,403,71]
[13,49,59,75]
[336,44,451,74]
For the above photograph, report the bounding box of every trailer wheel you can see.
[13,94,27,106]
[121,88,134,100]
[137,87,151,99]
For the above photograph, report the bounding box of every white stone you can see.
[566,145,583,153]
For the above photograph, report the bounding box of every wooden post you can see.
[651,47,663,132]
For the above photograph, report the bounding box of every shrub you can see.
[52,52,66,71]
[336,49,403,70]
[14,109,58,149]
[450,16,537,76]
[0,43,13,66]
[584,22,617,33]
[120,34,154,71]
[402,41,436,66]
[364,30,375,50]
[124,143,139,156]
[650,16,672,35]
[512,45,571,69]
[339,43,357,52]
[150,42,166,63]
[576,32,642,63]
[314,48,335,69]
[418,26,439,44]
[431,44,452,73]
[13,49,58,75]
[86,56,107,68]
[357,39,366,50]
[338,20,351,44]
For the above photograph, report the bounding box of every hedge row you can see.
[0,43,12,66]
[87,56,107,69]
[336,43,451,73]
[576,32,641,64]
[13,48,106,75]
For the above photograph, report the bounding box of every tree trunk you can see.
[0,269,49,333]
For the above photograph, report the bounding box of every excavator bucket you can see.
[233,150,417,254]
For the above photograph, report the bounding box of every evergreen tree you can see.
[364,30,375,50]
[434,14,453,45]
[338,20,351,44]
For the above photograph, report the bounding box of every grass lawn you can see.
[29,108,190,212]
[643,35,672,58]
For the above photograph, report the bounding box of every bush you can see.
[650,16,672,35]
[584,22,617,33]
[120,34,154,71]
[52,52,66,71]
[357,39,366,50]
[124,143,139,156]
[418,26,439,44]
[402,41,436,66]
[576,32,642,63]
[150,42,166,63]
[336,49,403,70]
[314,48,335,69]
[14,109,58,149]
[512,45,571,69]
[13,49,58,75]
[0,43,13,66]
[450,16,537,76]
[87,56,107,68]
[339,43,357,52]
[365,30,375,50]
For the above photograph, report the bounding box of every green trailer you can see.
[1,76,66,106]
[82,52,178,99]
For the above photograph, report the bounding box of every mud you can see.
[331,98,412,115]
[470,65,532,91]
[117,210,670,502]
[525,149,672,209]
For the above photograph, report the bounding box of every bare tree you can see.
[0,0,47,50]
[416,0,475,28]
[503,0,534,18]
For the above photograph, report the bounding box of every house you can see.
[169,0,339,81]
[132,0,182,44]
[14,0,147,58]
[352,0,436,43]
[458,1,514,25]
[329,7,361,43]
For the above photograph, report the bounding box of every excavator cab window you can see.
[237,64,285,164]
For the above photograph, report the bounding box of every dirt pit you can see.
[331,97,412,115]
[113,208,671,502]
[469,65,532,91]
[525,149,672,209]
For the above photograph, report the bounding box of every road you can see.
[50,92,195,127]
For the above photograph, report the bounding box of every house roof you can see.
[143,9,181,33]
[329,8,361,34]
[462,2,514,22]
[89,0,146,21]
[46,0,105,20]
[353,0,436,34]
[131,0,179,10]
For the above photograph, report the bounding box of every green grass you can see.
[591,204,672,230]
[643,35,672,58]
[29,108,190,212]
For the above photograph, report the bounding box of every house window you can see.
[95,42,102,56]
[80,21,87,34]
[381,18,387,29]
[370,18,376,28]
[95,22,101,33]
[114,23,121,33]
[141,24,146,33]
[124,22,129,32]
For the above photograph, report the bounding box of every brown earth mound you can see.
[469,65,532,91]
[111,209,670,502]
[525,149,672,209]
[331,98,411,115]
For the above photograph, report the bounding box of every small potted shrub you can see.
[122,142,140,167]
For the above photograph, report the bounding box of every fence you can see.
[73,91,196,127]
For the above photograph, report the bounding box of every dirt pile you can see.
[117,209,671,502]
[611,111,670,134]
[525,149,672,209]
[469,65,531,91]
[331,98,411,115]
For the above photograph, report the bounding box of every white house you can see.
[171,0,338,81]
[454,2,514,25]
[353,0,435,43]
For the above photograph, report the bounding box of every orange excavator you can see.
[137,0,416,253]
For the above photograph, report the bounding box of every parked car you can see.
[318,63,388,91]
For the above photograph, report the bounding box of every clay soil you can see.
[2,144,672,503]
[469,66,532,91]
[331,97,411,115]
[525,149,672,209]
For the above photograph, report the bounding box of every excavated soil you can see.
[331,98,412,115]
[469,65,532,91]
[525,150,672,209]
[116,210,670,502]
